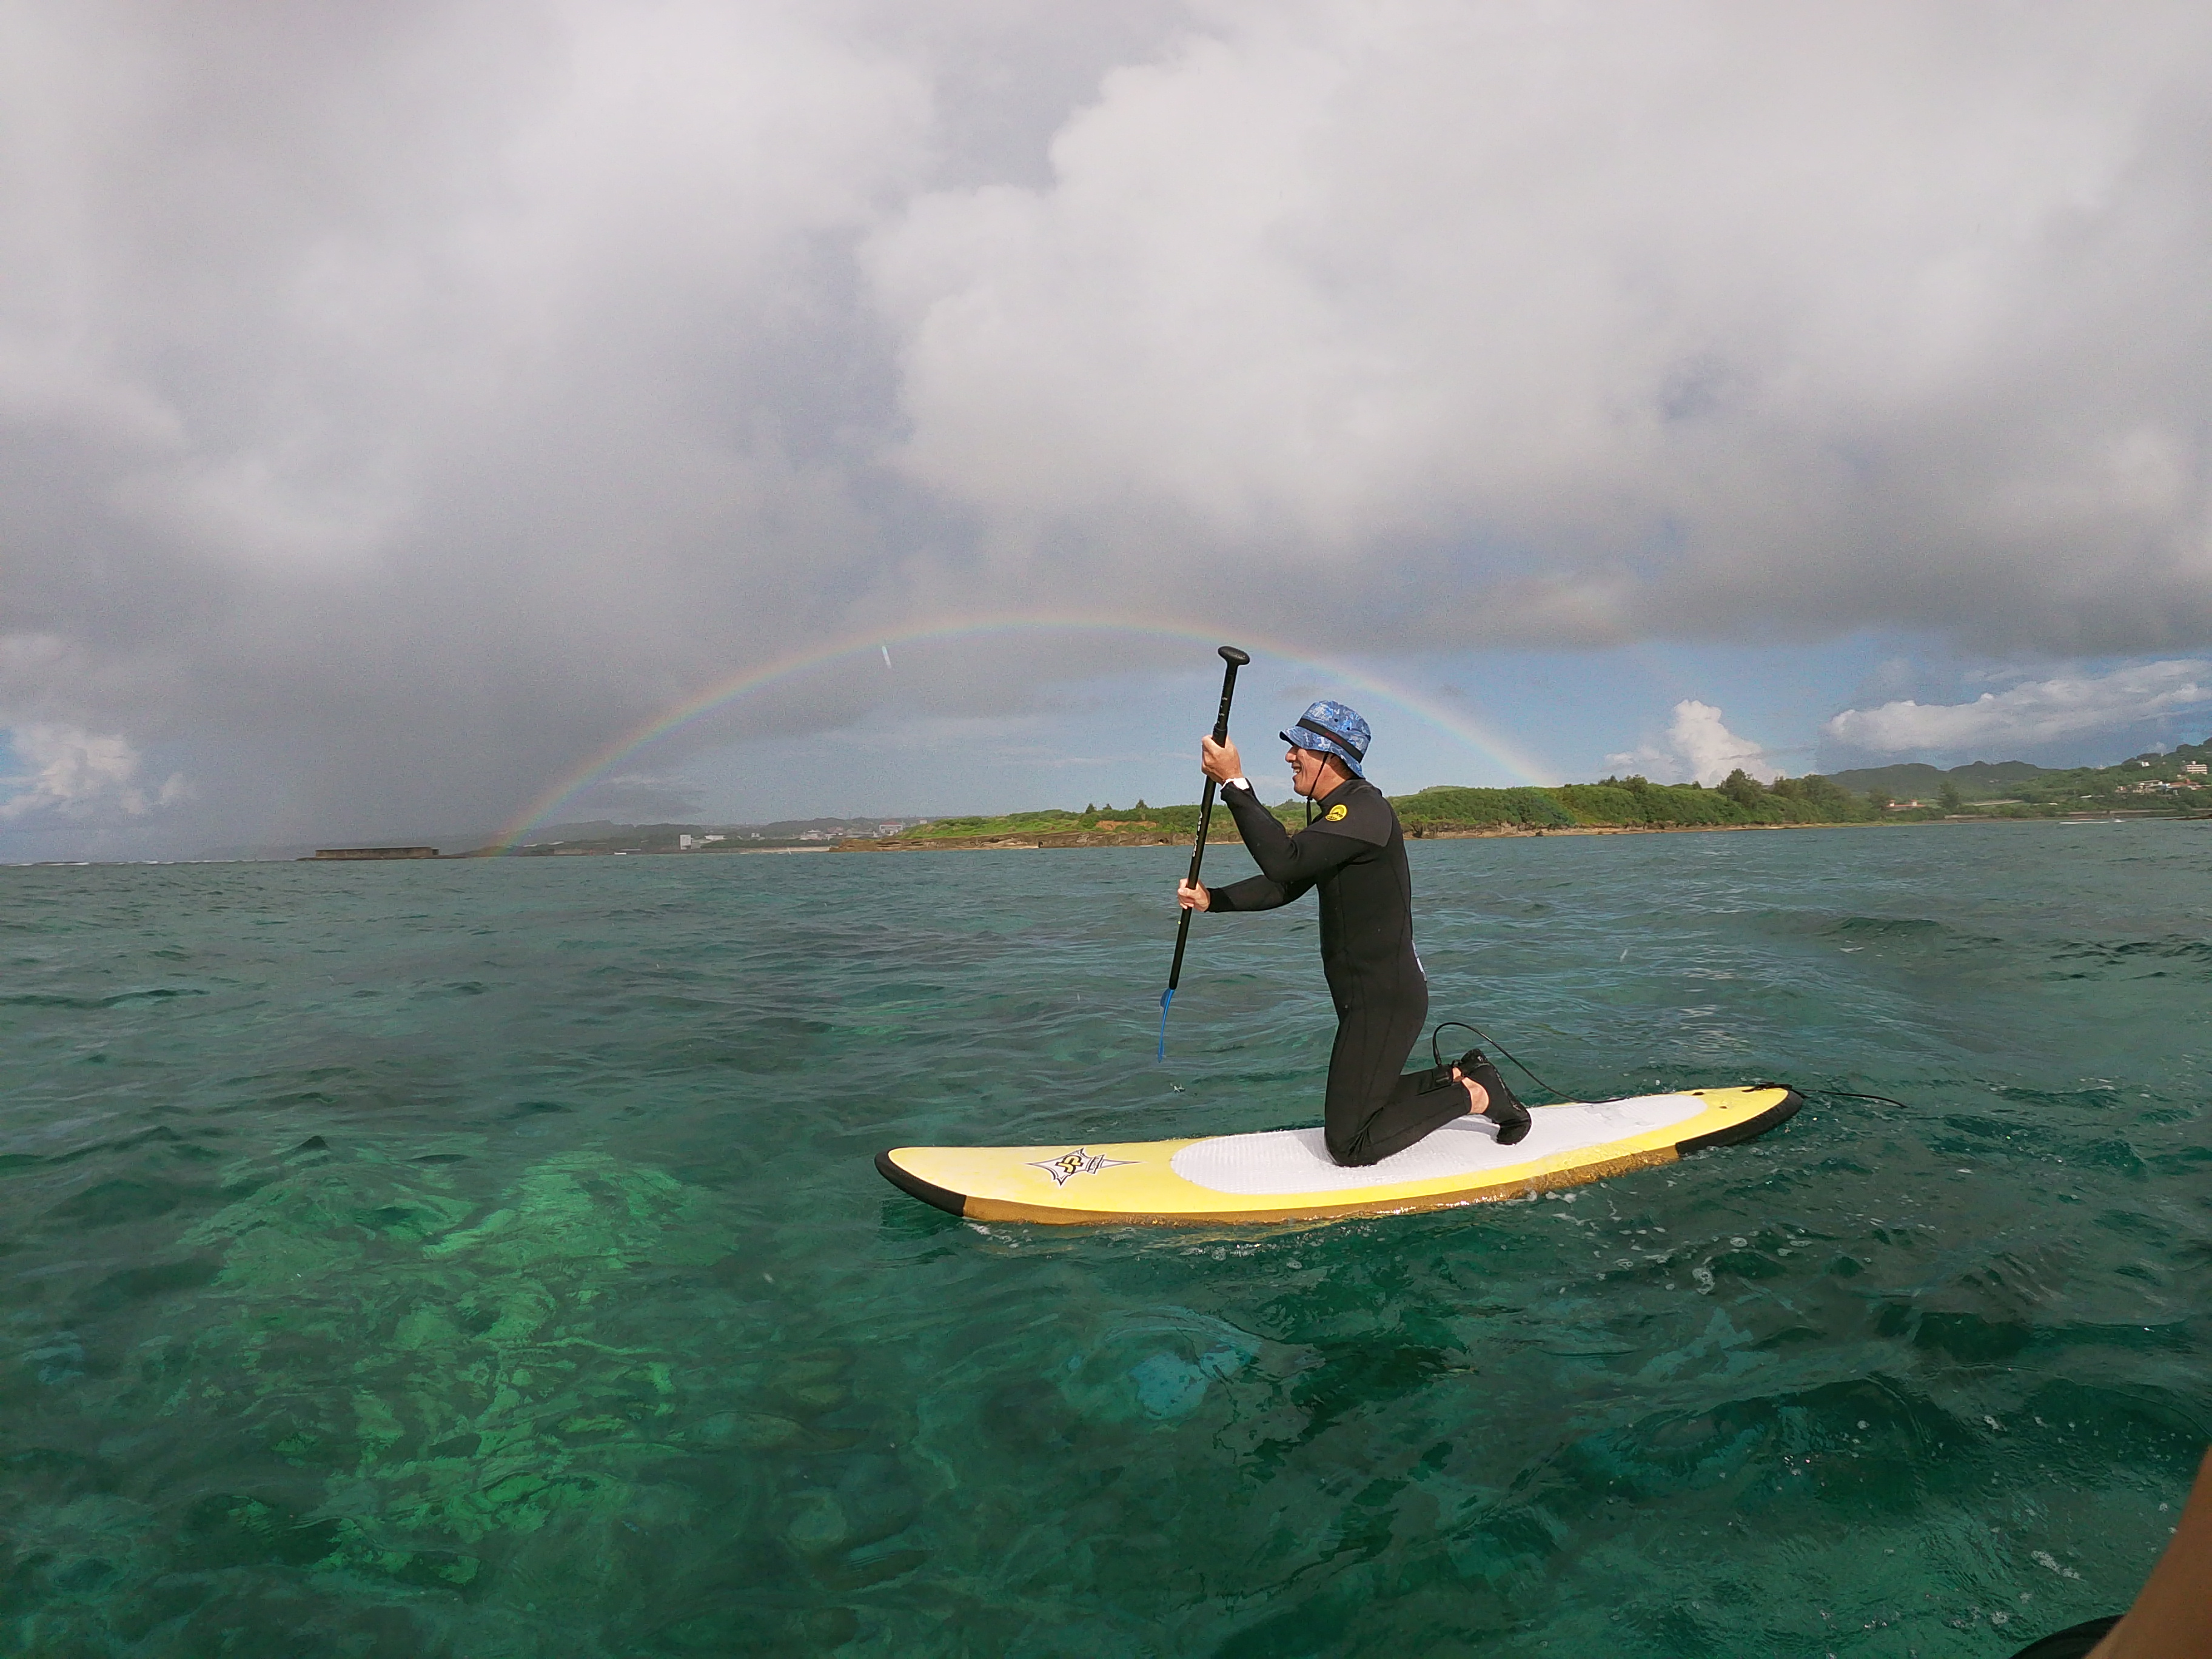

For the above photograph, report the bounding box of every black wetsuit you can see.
[1209,777,1464,1165]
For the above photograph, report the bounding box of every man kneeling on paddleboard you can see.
[1175,700,1531,1165]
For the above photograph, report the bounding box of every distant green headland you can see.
[469,739,2211,857]
[842,738,2212,850]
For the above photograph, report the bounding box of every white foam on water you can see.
[1168,1094,1709,1195]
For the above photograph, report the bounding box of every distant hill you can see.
[1826,739,2211,805]
[1822,760,2051,800]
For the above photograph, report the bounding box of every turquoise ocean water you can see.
[3,823,2208,1657]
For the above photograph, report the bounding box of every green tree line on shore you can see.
[885,737,2211,843]
[1396,771,1882,834]
[896,770,1879,840]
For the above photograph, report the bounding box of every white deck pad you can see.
[1168,1094,1709,1195]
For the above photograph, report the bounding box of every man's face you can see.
[1285,743,1332,798]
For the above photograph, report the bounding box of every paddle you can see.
[1159,644,1252,1061]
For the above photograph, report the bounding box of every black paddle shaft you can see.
[1165,645,1251,993]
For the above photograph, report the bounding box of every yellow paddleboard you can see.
[877,1085,1800,1225]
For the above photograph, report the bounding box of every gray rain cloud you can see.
[4,1,2211,851]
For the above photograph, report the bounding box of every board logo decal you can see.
[1028,1147,1137,1185]
[1324,803,1348,821]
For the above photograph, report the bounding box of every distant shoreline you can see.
[11,808,2197,871]
[835,809,2199,853]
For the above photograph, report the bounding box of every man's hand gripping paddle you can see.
[1160,645,1251,1061]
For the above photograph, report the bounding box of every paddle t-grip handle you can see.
[1164,645,1250,996]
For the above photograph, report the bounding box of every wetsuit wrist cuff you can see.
[1225,777,1251,794]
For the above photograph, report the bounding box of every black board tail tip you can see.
[875,1148,968,1218]
[1677,1085,1803,1155]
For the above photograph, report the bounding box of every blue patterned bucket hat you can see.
[1281,700,1370,779]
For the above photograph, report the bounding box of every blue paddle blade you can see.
[1157,986,1174,1062]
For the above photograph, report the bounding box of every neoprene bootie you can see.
[1457,1048,1531,1146]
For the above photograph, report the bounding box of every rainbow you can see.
[487,614,1558,851]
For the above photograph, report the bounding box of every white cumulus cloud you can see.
[7,3,2212,852]
[0,723,185,821]
[871,0,2212,651]
[1608,699,1775,786]
[1823,660,2212,756]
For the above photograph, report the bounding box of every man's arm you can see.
[1181,732,1363,910]
[1208,784,1363,910]
[1210,783,1299,910]
[1208,867,1301,913]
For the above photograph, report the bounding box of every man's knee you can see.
[1326,1123,1381,1167]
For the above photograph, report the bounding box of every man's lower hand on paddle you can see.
[1176,734,1244,914]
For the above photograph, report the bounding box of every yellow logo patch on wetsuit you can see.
[1325,803,1349,821]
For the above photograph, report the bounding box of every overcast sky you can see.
[5,1,2212,857]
